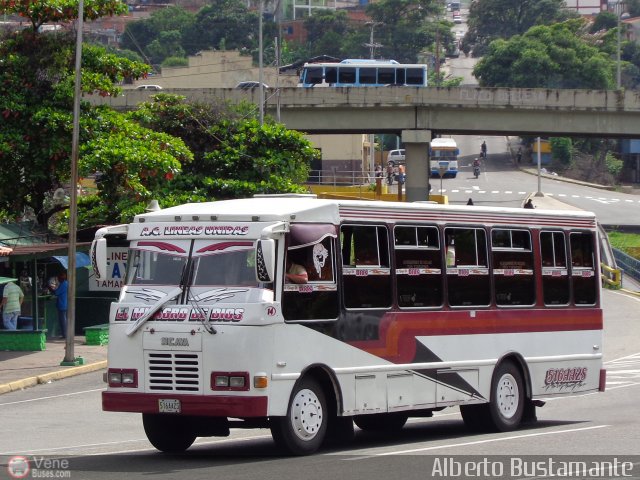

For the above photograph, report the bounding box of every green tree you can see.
[79,107,192,225]
[589,11,617,33]
[550,137,573,167]
[462,0,572,57]
[301,9,350,58]
[128,94,317,201]
[0,28,155,228]
[473,20,615,89]
[181,0,258,56]
[147,30,185,65]
[365,0,441,63]
[120,5,194,66]
[0,0,128,31]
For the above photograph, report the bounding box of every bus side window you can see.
[341,225,391,309]
[491,229,535,306]
[445,227,490,307]
[540,231,570,305]
[283,237,339,321]
[570,231,597,305]
[394,225,443,308]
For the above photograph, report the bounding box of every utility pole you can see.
[258,0,264,125]
[62,0,84,366]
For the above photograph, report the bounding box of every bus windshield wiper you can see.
[125,286,183,337]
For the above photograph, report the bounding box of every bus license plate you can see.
[158,399,181,413]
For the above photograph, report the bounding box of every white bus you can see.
[93,196,605,455]
[430,137,459,178]
[298,59,428,88]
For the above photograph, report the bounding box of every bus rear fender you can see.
[494,352,533,402]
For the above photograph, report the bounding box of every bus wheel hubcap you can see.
[291,388,323,440]
[496,373,519,419]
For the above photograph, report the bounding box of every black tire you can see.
[142,413,196,453]
[270,377,328,455]
[488,361,524,432]
[325,416,355,447]
[460,403,492,431]
[353,412,408,432]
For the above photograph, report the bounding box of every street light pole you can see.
[365,21,382,176]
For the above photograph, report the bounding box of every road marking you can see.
[604,351,640,390]
[341,425,609,459]
[0,388,105,407]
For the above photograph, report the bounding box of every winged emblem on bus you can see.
[191,288,248,303]
[129,288,167,303]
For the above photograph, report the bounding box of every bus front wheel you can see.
[488,361,524,432]
[142,413,196,453]
[270,377,327,455]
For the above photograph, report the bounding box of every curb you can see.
[0,360,107,395]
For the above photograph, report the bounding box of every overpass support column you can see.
[401,130,431,202]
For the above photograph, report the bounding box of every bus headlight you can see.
[211,372,250,391]
[108,368,138,388]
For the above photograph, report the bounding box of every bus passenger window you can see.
[540,231,570,305]
[341,225,392,309]
[305,67,323,85]
[325,67,337,84]
[338,67,356,84]
[394,226,442,308]
[378,68,395,84]
[570,232,597,305]
[359,67,376,84]
[491,229,534,306]
[445,227,489,307]
[283,237,339,321]
[406,68,424,85]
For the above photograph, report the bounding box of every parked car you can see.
[387,149,406,166]
[136,85,163,91]
[235,81,270,90]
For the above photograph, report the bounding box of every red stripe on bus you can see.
[349,308,602,363]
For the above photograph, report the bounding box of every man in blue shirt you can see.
[51,272,68,338]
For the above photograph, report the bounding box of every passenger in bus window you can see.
[285,256,308,284]
[446,238,456,267]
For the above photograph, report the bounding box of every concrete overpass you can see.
[92,86,640,201]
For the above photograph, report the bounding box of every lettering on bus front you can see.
[140,225,249,237]
[112,306,244,322]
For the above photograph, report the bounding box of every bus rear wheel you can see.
[142,413,196,453]
[270,377,327,455]
[488,361,524,432]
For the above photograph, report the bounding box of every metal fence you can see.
[307,170,376,186]
[613,248,640,284]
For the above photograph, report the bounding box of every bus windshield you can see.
[126,250,187,286]
[125,246,259,288]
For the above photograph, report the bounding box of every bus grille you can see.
[145,351,202,393]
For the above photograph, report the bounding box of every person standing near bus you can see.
[397,164,406,186]
[1,280,24,330]
[386,162,394,185]
[50,271,68,338]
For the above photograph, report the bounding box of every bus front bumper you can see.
[103,391,268,417]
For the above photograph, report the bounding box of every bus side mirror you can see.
[91,238,107,279]
[255,239,276,283]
